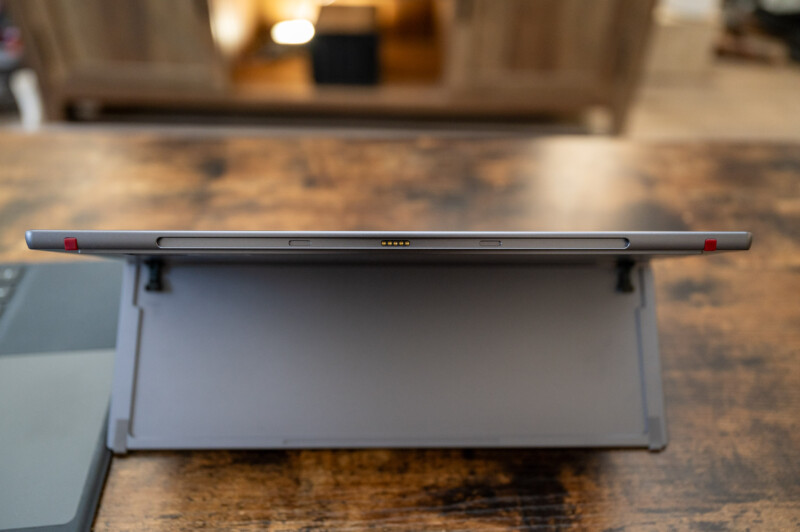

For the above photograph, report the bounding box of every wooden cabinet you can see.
[10,0,225,119]
[12,0,654,132]
[444,0,655,131]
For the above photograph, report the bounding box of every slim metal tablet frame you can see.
[26,230,751,256]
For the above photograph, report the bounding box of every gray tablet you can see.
[23,229,751,453]
[26,230,751,259]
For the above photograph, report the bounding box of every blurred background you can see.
[0,0,798,139]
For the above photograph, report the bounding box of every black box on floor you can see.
[311,5,379,85]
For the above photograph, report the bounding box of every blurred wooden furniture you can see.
[11,0,655,132]
[443,0,655,132]
[9,0,225,120]
[1,129,798,529]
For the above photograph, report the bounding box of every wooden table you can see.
[1,130,798,530]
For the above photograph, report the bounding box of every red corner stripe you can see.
[703,239,717,252]
[64,237,78,251]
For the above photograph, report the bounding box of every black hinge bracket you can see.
[144,259,164,292]
[616,259,635,293]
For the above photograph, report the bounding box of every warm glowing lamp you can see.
[271,19,315,45]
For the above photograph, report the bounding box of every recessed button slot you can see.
[289,240,311,247]
[479,240,502,247]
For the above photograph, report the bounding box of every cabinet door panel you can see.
[445,0,653,109]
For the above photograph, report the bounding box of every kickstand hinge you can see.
[144,259,164,292]
[616,259,635,293]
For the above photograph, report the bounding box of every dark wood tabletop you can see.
[0,129,798,530]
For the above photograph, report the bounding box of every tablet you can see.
[22,230,752,452]
[25,230,752,261]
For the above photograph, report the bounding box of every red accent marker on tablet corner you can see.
[703,239,717,252]
[64,237,78,251]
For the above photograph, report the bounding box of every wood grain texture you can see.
[0,130,798,530]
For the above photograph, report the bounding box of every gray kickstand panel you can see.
[108,260,667,452]
[636,266,668,450]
